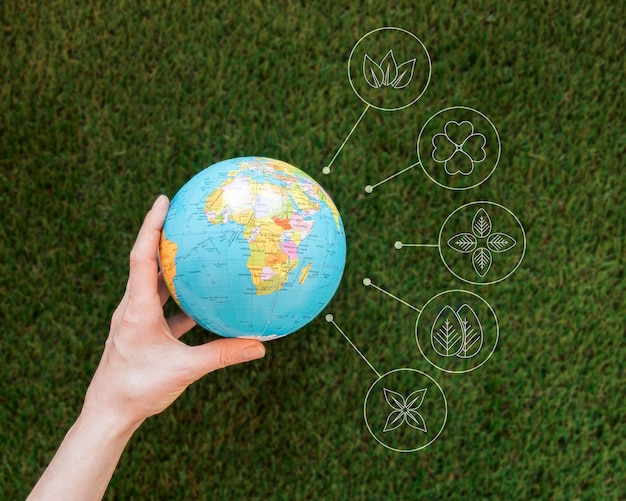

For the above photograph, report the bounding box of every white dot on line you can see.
[362,277,372,286]
[394,241,403,249]
[325,314,334,322]
[364,185,373,194]
[322,167,331,175]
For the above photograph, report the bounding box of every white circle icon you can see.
[417,106,501,190]
[348,27,431,112]
[415,290,499,374]
[363,368,447,452]
[438,201,526,285]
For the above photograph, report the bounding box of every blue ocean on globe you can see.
[159,157,347,340]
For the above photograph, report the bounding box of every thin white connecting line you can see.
[323,104,371,175]
[363,278,421,313]
[394,241,439,249]
[325,314,381,379]
[364,161,421,193]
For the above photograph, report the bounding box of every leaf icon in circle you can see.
[487,232,516,253]
[456,304,484,358]
[472,208,492,238]
[363,51,416,89]
[431,305,463,357]
[363,54,384,88]
[447,232,478,253]
[447,207,516,278]
[382,387,428,433]
[391,58,416,89]
[472,247,493,277]
[379,50,398,86]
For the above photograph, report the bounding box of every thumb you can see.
[186,338,266,379]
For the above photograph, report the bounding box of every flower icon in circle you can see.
[432,120,487,176]
[382,387,427,433]
[447,208,517,277]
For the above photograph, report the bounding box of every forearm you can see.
[27,410,141,501]
[27,196,266,498]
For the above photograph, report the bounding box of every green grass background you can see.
[1,1,624,499]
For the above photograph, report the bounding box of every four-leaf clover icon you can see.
[382,387,427,433]
[432,120,487,176]
[447,208,516,277]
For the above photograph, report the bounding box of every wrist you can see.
[27,404,143,500]
[77,404,144,442]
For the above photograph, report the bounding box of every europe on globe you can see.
[159,157,347,341]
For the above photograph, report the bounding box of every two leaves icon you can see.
[431,304,483,359]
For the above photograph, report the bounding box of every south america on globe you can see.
[159,157,347,341]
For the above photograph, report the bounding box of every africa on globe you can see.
[158,157,347,341]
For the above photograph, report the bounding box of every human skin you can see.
[28,195,266,500]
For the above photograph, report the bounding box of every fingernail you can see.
[152,194,168,208]
[241,345,265,361]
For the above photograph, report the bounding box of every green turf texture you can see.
[1,1,624,499]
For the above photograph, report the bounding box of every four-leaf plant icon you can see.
[382,387,427,433]
[447,208,516,277]
[363,50,416,89]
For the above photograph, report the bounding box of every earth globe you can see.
[159,157,347,341]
